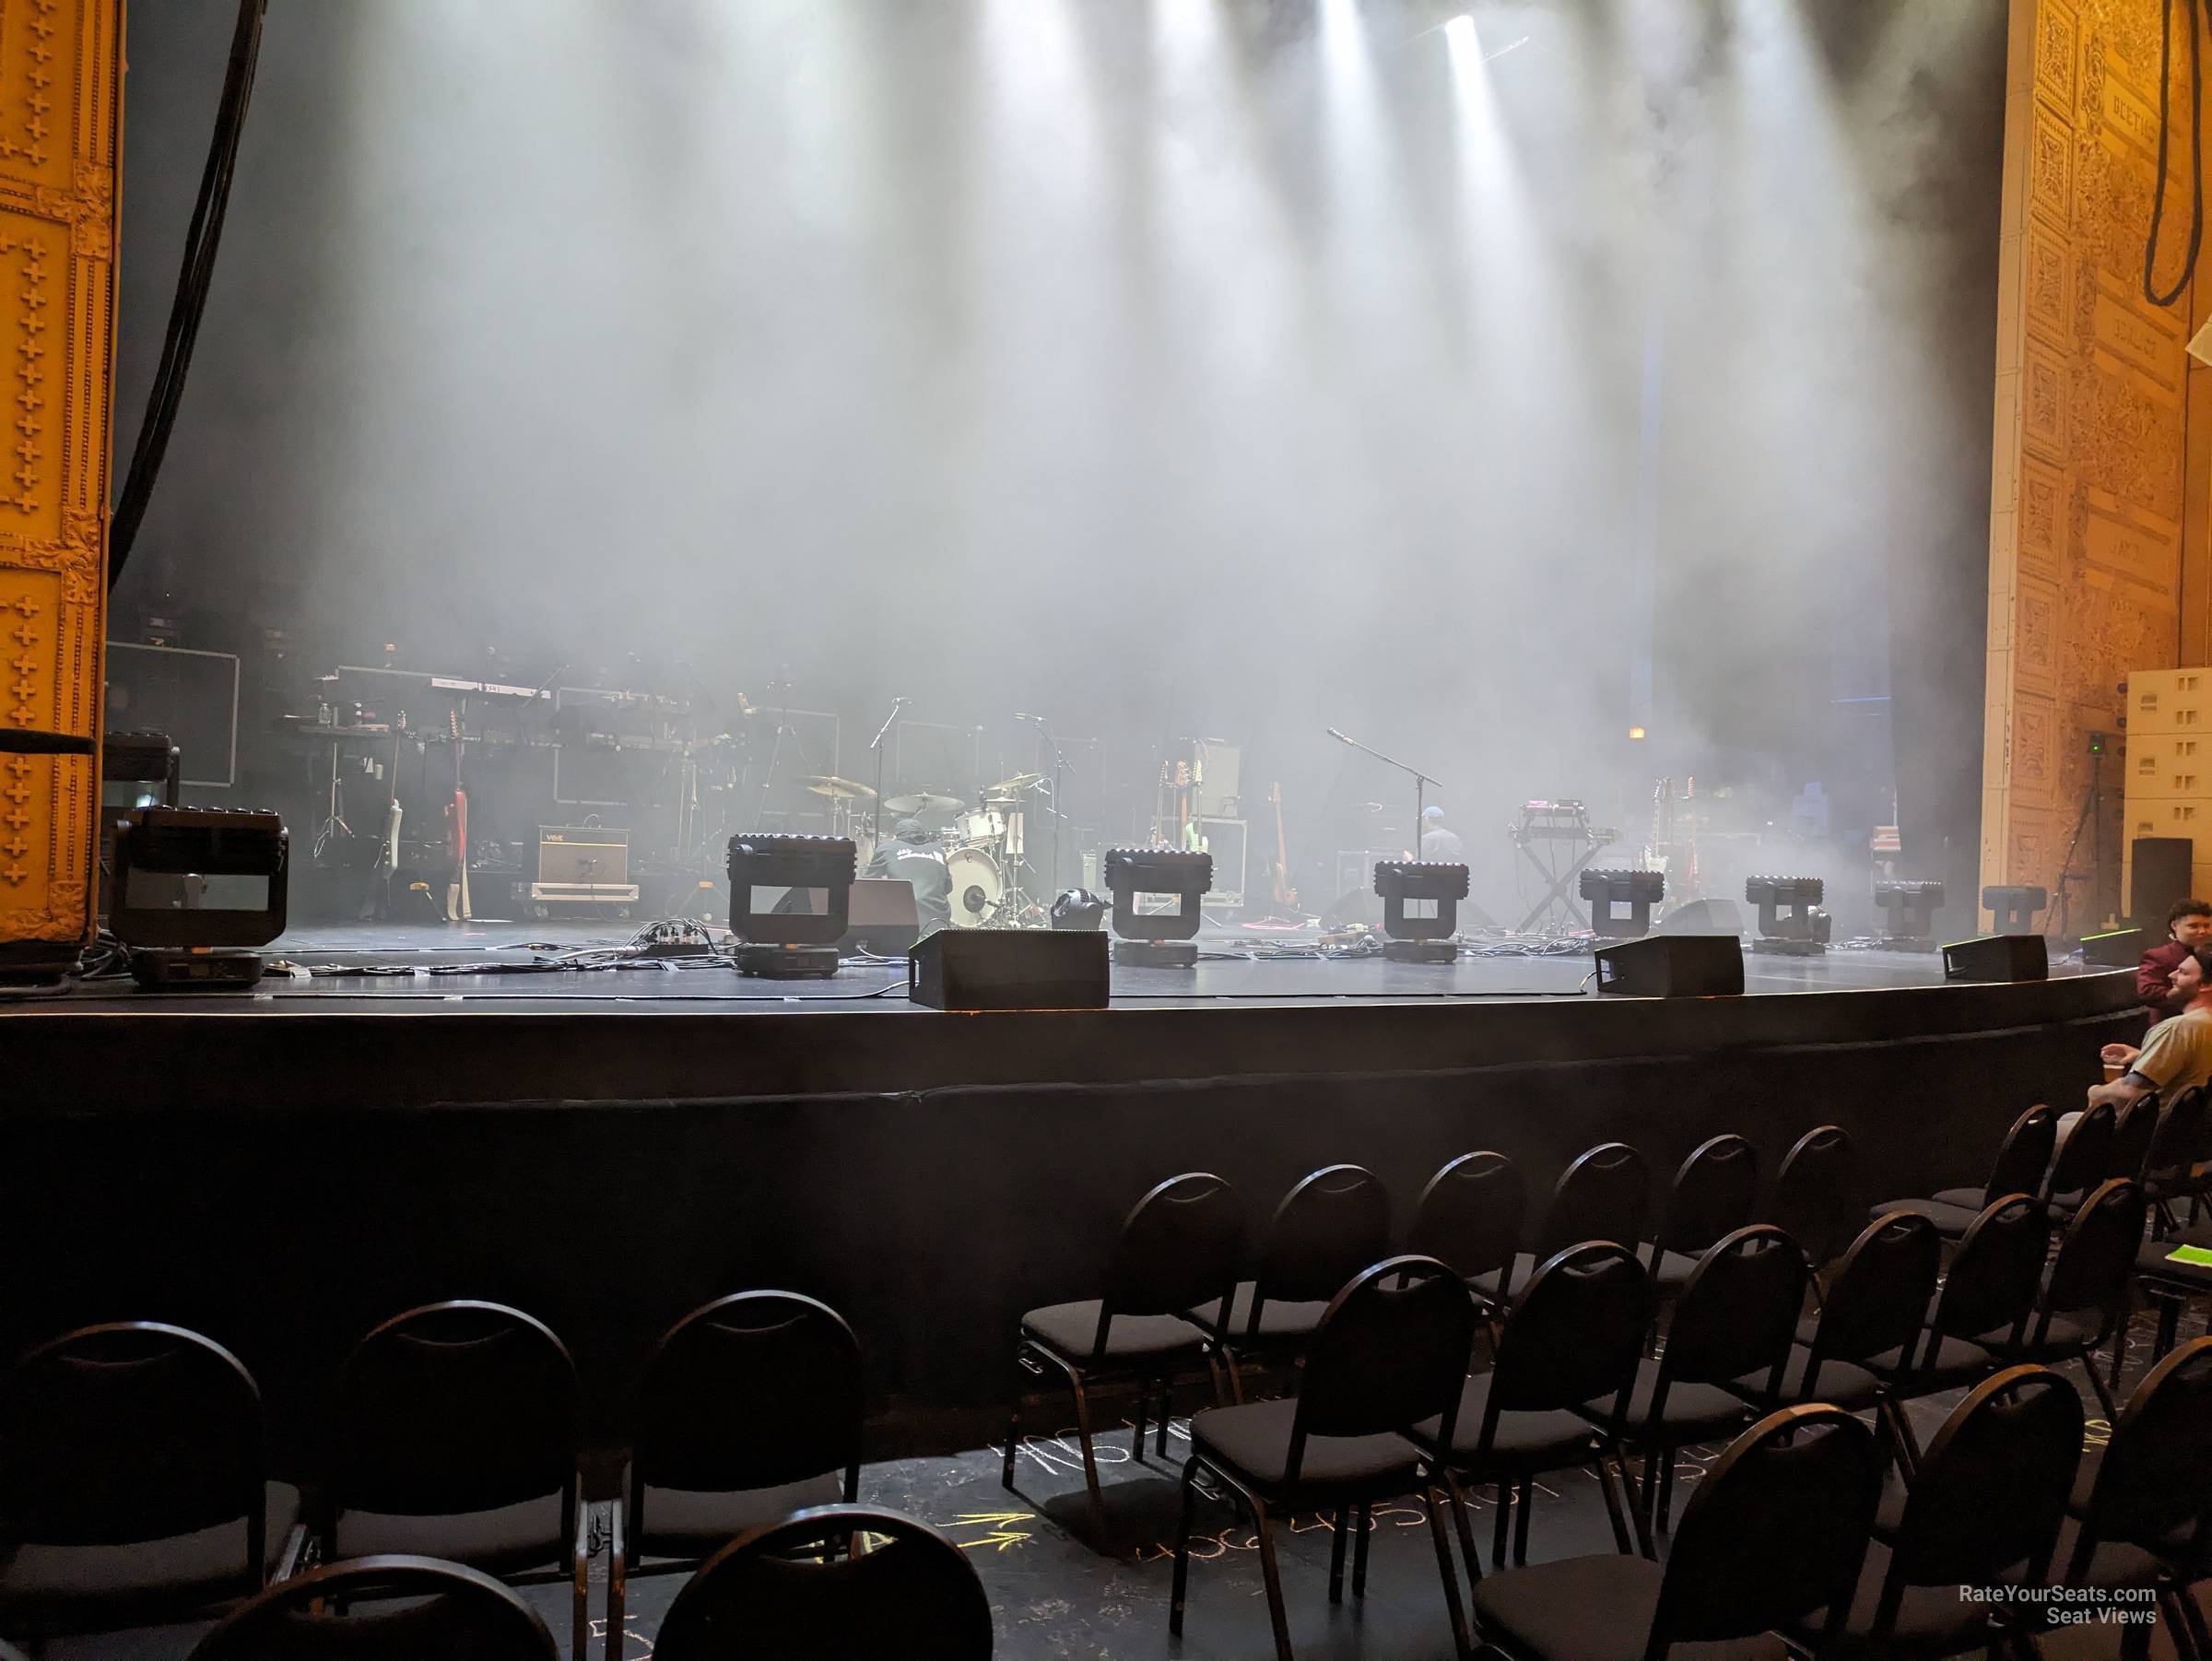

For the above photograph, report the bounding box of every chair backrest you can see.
[1984,1103,2058,1199]
[1102,1172,1245,1337]
[2106,1097,2158,1183]
[1249,1164,1391,1318]
[1647,1407,1878,1653]
[653,1504,993,1661]
[2079,1336,2212,1557]
[1658,1226,1811,1403]
[630,1291,864,1511]
[1880,1366,2081,1615]
[0,1322,265,1579]
[1653,1134,1759,1261]
[185,1555,559,1661]
[1768,1125,1856,1268]
[1406,1151,1524,1284]
[2046,1101,2115,1202]
[1487,1243,1651,1424]
[2143,1087,2209,1195]
[332,1302,578,1518]
[1927,1195,2045,1349]
[2038,1179,2147,1340]
[1806,1211,1941,1377]
[1533,1141,1649,1260]
[1289,1257,1480,1480]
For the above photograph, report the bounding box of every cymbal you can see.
[986,772,1045,795]
[801,775,876,799]
[885,792,964,815]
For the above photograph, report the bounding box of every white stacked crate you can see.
[2123,667,2212,905]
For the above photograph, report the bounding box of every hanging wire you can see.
[2145,0,2205,307]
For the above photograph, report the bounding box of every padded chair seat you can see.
[1022,1300,1210,1362]
[1471,1551,1791,1661]
[1415,1374,1605,1469]
[1189,1399,1421,1499]
[2051,1518,2164,1589]
[1793,1539,2005,1658]
[1930,1186,1988,1209]
[0,1482,299,1620]
[1594,1359,1756,1443]
[1645,1248,1702,1296]
[1873,1197,1982,1236]
[1860,1334,1997,1393]
[333,1491,567,1577]
[1728,1348,1884,1411]
[1468,1254,1535,1306]
[633,1473,843,1559]
[1996,1311,2098,1361]
[1184,1283,1329,1349]
[2138,1232,2212,1290]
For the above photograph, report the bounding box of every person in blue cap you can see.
[1418,804,1464,864]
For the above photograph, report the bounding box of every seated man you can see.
[865,817,951,937]
[2139,897,2212,1023]
[2092,943,2212,1112]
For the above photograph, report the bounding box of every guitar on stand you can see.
[444,708,472,922]
[1269,782,1298,910]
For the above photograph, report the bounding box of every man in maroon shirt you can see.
[2139,898,2212,1021]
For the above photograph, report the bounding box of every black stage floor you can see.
[22,918,2113,1013]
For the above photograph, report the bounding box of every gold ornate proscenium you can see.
[0,0,122,972]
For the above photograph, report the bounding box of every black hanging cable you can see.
[108,0,267,592]
[2145,0,2204,307]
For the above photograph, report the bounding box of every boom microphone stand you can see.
[869,696,908,840]
[1326,726,1443,852]
[1020,711,1074,893]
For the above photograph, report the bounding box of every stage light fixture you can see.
[726,833,854,978]
[1050,888,1106,931]
[111,806,289,990]
[1981,884,2048,935]
[1744,875,1830,956]
[1872,879,1944,949]
[1579,867,1664,938]
[1372,860,1468,963]
[1102,847,1212,968]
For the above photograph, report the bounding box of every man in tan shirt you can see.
[2093,945,2212,1112]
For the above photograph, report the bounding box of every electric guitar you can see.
[1270,781,1298,908]
[445,709,471,921]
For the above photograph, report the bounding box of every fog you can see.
[114,0,2005,923]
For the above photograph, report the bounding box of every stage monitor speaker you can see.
[910,928,1110,1011]
[2131,836,2194,928]
[1941,934,2049,983]
[1594,935,1744,997]
[2081,925,2145,968]
[1656,898,1744,937]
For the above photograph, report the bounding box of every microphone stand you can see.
[1326,727,1443,854]
[1026,713,1075,894]
[869,697,906,842]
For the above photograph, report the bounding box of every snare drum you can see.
[959,808,1006,846]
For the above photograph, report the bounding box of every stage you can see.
[0,923,2144,1460]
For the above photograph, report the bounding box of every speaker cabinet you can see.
[909,929,1111,1010]
[1941,934,2049,983]
[1593,935,1744,997]
[2081,926,2146,968]
[2131,836,2194,929]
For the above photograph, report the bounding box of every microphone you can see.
[1016,712,1041,724]
[1326,727,1350,743]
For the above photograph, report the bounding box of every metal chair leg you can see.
[1252,1505,1296,1661]
[1157,1373,1171,1457]
[1002,1343,1027,1491]
[1065,1368,1109,1537]
[1442,1469,1483,1588]
[1133,1380,1150,1458]
[1424,1484,1474,1661]
[1512,1475,1535,1565]
[1656,1448,1677,1533]
[1351,1503,1372,1599]
[1168,1455,1201,1638]
[1491,1478,1511,1568]
[1328,1508,1348,1604]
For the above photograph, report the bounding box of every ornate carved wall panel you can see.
[0,0,119,961]
[1983,0,2206,923]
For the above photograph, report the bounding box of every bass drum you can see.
[946,845,1005,928]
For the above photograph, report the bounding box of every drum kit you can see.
[786,772,1047,926]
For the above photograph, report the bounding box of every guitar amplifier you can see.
[536,825,629,887]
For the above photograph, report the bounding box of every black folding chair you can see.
[1861,1196,2047,1474]
[1641,1134,1758,1299]
[2041,1101,2119,1219]
[1729,1209,1939,1413]
[1806,1364,2081,1658]
[614,1291,865,1659]
[1416,1241,1652,1572]
[2144,1087,2211,1236]
[1468,1406,1878,1661]
[1765,1124,1856,1275]
[1989,1177,2146,1414]
[1873,1102,2056,1238]
[322,1301,588,1661]
[1006,1172,1244,1536]
[1182,1164,1387,1377]
[1595,1224,1806,1535]
[2138,1221,2212,1365]
[2106,1095,2159,1184]
[1407,1150,1525,1316]
[2054,1337,2212,1659]
[0,1322,304,1642]
[1473,1142,1647,1308]
[655,1505,993,1661]
[185,1555,559,1661]
[1169,1256,1480,1661]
